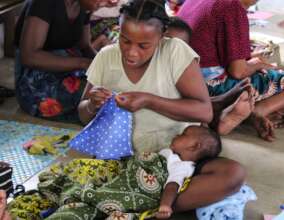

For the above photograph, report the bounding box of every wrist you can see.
[86,99,97,115]
[143,93,154,109]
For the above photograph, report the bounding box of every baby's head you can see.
[164,17,192,44]
[170,125,221,162]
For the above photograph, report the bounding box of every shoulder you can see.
[213,0,244,13]
[97,43,120,61]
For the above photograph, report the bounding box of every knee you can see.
[222,161,246,194]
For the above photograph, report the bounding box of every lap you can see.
[194,157,243,176]
[15,49,86,121]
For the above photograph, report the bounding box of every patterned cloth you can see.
[7,155,256,220]
[203,68,284,101]
[90,18,119,42]
[8,153,168,220]
[15,49,86,123]
[196,184,257,220]
[69,95,134,159]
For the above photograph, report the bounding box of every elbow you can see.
[229,71,246,80]
[199,102,213,123]
[228,67,247,79]
[204,104,213,123]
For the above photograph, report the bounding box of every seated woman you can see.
[14,0,118,122]
[165,17,255,135]
[178,0,284,141]
[79,0,245,213]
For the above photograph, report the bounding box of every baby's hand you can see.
[155,205,173,219]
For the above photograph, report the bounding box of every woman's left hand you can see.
[115,92,151,112]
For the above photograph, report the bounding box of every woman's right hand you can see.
[88,86,112,110]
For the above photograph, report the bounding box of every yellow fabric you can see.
[87,38,199,153]
[25,133,76,155]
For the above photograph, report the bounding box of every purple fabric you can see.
[178,0,251,68]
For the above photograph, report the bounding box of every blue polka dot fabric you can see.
[69,95,133,160]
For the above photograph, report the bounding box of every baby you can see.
[157,125,222,219]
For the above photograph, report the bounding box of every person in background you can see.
[14,0,118,122]
[0,190,10,220]
[164,17,255,136]
[165,0,185,17]
[178,0,284,141]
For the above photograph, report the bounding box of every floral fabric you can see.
[204,69,284,101]
[15,49,86,123]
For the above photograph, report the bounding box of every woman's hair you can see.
[120,0,170,32]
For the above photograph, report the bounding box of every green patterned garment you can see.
[8,152,168,220]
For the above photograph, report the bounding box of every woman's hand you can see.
[247,57,278,73]
[88,87,112,110]
[115,92,150,112]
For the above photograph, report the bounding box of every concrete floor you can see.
[0,1,284,219]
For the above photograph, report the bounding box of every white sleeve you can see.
[159,149,195,190]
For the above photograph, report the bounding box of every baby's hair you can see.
[184,126,222,160]
[204,127,222,158]
[120,0,170,32]
[167,17,192,40]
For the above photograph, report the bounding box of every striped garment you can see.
[0,162,13,196]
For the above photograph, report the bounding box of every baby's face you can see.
[170,132,199,161]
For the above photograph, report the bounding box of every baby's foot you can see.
[218,90,254,135]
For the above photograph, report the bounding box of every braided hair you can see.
[120,0,169,32]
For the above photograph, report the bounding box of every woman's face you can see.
[79,0,118,11]
[119,18,162,69]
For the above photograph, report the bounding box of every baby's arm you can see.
[157,149,195,219]
[156,182,179,219]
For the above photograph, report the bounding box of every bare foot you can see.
[268,110,284,128]
[217,90,254,135]
[250,114,275,141]
[0,190,11,220]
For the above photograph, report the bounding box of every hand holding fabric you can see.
[115,92,150,112]
[88,86,112,110]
